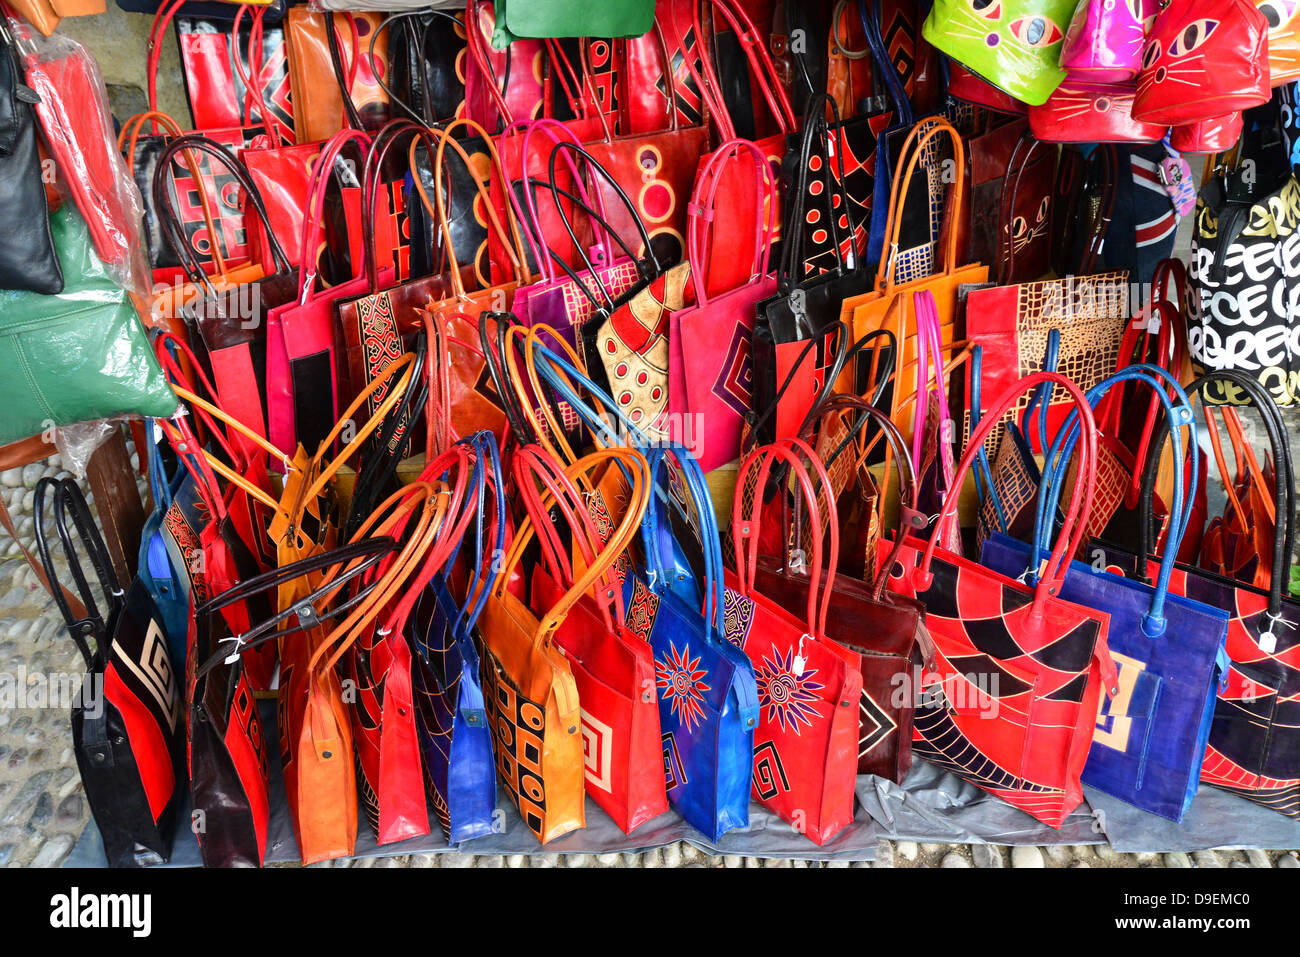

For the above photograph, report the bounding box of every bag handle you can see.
[448,432,508,636]
[299,351,417,511]
[324,10,366,133]
[798,393,920,601]
[515,322,643,462]
[546,140,663,314]
[297,127,373,304]
[357,119,429,293]
[193,536,399,677]
[859,0,912,127]
[639,444,727,638]
[342,336,432,543]
[1035,365,1197,635]
[118,110,233,278]
[911,289,956,504]
[414,118,535,298]
[915,371,1100,624]
[997,129,1046,285]
[361,445,487,654]
[1140,374,1295,628]
[510,119,601,283]
[151,133,292,287]
[33,478,121,672]
[369,8,462,125]
[877,118,965,293]
[690,0,796,139]
[687,137,779,306]
[513,444,627,634]
[231,4,290,148]
[493,446,650,645]
[733,438,837,638]
[778,92,856,287]
[313,481,454,675]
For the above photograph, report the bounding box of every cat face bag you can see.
[922,0,1076,106]
[1132,0,1271,125]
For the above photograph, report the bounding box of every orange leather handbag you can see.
[836,118,988,449]
[477,440,649,844]
[267,354,417,864]
[519,445,668,835]
[416,120,537,441]
[284,7,389,144]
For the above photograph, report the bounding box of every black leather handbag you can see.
[34,478,185,869]
[0,21,61,295]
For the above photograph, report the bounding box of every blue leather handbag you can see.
[138,419,206,670]
[523,336,762,841]
[407,431,500,844]
[980,365,1230,821]
[627,446,760,842]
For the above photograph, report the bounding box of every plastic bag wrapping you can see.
[4,17,153,309]
[52,420,117,480]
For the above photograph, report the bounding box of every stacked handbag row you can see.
[1,0,1298,867]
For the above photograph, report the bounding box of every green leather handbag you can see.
[922,0,1075,106]
[0,206,177,446]
[491,0,655,47]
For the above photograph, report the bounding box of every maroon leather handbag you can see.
[1132,0,1271,126]
[750,403,936,783]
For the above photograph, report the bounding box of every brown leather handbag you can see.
[416,120,537,442]
[748,408,935,783]
[284,7,388,144]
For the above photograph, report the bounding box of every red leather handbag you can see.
[1132,0,1271,126]
[751,408,936,783]
[178,3,294,139]
[947,62,1028,116]
[522,445,670,834]
[264,128,387,459]
[582,24,710,268]
[673,0,796,297]
[1030,81,1169,144]
[336,463,472,846]
[669,138,779,471]
[882,371,1119,829]
[622,0,711,132]
[1171,113,1245,152]
[726,439,863,846]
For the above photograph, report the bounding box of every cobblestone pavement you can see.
[1,451,1298,869]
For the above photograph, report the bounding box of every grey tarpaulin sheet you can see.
[856,762,1106,845]
[64,704,1300,866]
[1085,785,1300,853]
[64,703,879,866]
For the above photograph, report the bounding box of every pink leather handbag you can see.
[1060,0,1154,83]
[264,128,394,458]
